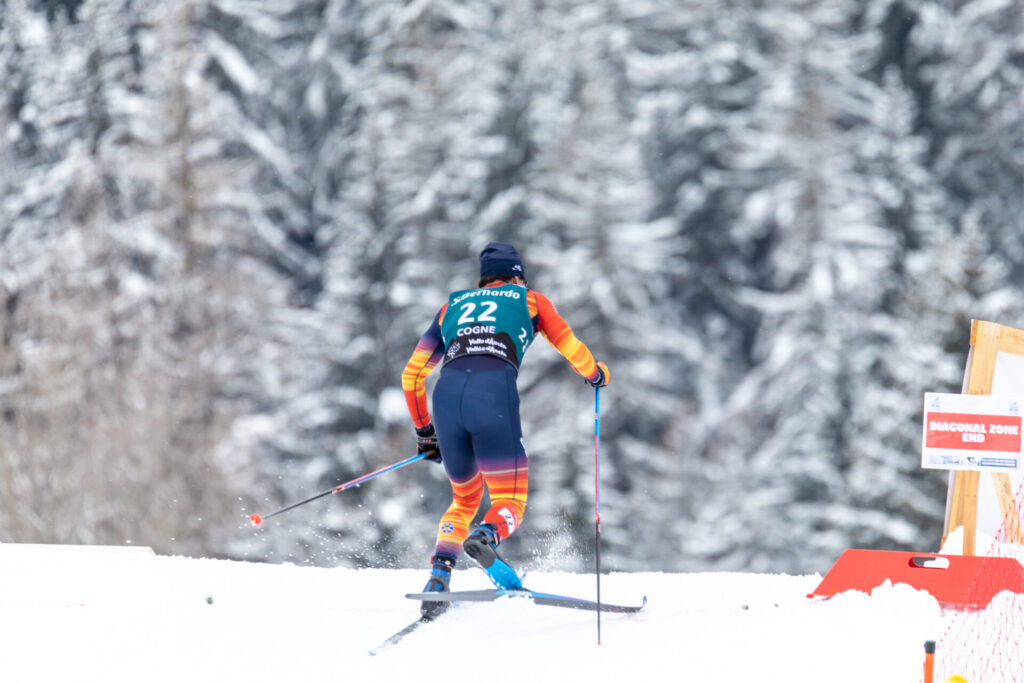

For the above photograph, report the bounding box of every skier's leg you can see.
[460,366,528,588]
[433,472,484,559]
[431,368,486,558]
[420,368,481,617]
[462,441,527,588]
[471,365,528,542]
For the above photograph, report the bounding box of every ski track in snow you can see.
[0,545,947,682]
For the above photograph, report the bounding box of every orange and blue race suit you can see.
[402,282,601,560]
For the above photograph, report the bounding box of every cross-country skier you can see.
[401,242,610,619]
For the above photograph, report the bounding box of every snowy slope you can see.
[0,544,946,682]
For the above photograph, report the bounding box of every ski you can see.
[369,595,479,655]
[403,589,506,602]
[375,587,644,653]
[403,587,646,613]
[530,590,647,613]
[368,615,433,656]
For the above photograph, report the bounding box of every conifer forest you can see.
[2,0,1023,574]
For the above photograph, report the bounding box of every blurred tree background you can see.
[2,0,1023,574]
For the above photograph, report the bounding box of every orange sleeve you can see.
[528,290,599,381]
[401,304,447,429]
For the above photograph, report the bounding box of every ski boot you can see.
[420,554,455,620]
[462,523,522,590]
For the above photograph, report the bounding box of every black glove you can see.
[416,424,442,463]
[587,361,611,388]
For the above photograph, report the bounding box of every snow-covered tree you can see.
[4,0,1024,577]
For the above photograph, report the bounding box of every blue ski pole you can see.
[594,385,602,644]
[250,452,427,525]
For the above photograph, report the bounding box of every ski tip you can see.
[249,513,262,526]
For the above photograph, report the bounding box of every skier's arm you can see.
[529,290,603,383]
[402,305,447,429]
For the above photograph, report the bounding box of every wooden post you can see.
[947,470,980,555]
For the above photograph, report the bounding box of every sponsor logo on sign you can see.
[922,392,1024,471]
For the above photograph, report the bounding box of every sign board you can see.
[923,392,1024,472]
[940,320,1024,555]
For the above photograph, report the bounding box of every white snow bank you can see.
[0,544,948,682]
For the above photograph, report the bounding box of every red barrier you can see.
[808,549,1024,608]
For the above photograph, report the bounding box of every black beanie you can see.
[479,242,526,281]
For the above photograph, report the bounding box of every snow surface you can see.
[0,543,950,683]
